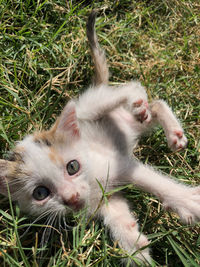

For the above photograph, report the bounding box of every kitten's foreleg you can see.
[129,161,200,224]
[76,86,128,120]
[76,81,149,122]
[150,100,187,151]
[100,195,151,266]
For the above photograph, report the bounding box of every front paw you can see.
[131,235,151,266]
[120,224,151,266]
[163,186,200,224]
[167,129,188,151]
[132,99,152,123]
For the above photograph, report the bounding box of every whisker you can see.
[40,211,58,247]
[58,212,62,232]
[20,210,53,238]
[37,212,60,261]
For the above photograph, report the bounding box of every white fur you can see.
[9,81,198,266]
[0,13,198,266]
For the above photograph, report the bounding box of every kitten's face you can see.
[0,101,90,217]
[17,135,89,216]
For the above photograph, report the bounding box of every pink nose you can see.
[63,192,80,206]
[63,192,84,211]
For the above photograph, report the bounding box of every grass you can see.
[0,0,200,266]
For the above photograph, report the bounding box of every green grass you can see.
[0,0,200,266]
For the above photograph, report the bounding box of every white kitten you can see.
[0,11,199,266]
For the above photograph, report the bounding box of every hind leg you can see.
[100,195,151,266]
[128,87,187,151]
[128,160,200,224]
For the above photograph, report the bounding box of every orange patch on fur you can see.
[34,131,52,146]
[33,119,67,145]
[48,148,64,165]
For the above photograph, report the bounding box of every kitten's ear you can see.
[0,159,16,197]
[55,101,80,139]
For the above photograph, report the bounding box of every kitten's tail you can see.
[86,11,109,86]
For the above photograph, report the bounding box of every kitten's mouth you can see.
[67,200,85,211]
[71,200,84,211]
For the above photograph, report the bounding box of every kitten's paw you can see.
[167,129,188,151]
[122,239,151,266]
[164,186,200,224]
[128,235,151,266]
[122,224,151,266]
[132,99,152,123]
[134,235,151,262]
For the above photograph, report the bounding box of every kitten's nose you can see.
[63,192,84,211]
[63,192,80,206]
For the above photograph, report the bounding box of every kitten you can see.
[0,11,199,265]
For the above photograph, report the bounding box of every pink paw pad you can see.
[133,99,143,107]
[174,130,183,138]
[127,221,137,231]
[168,129,187,151]
[132,99,151,123]
[173,130,185,149]
[131,222,136,228]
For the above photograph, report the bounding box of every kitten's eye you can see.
[33,186,50,201]
[66,160,80,175]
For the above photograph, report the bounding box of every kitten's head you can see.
[0,101,90,217]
